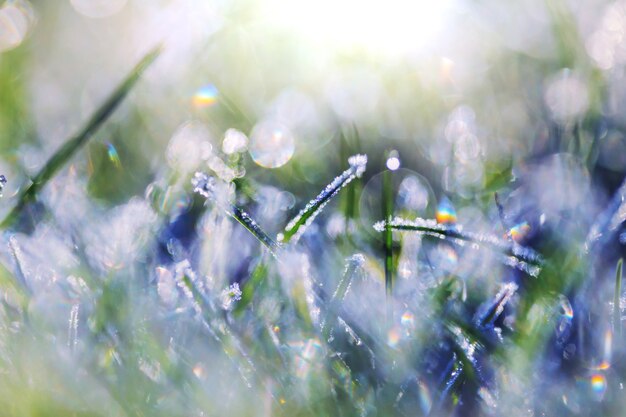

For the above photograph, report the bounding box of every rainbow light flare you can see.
[436,197,457,224]
[107,142,121,168]
[400,311,414,327]
[590,374,607,396]
[561,298,574,320]
[417,381,432,415]
[591,361,611,371]
[387,327,401,347]
[509,221,530,243]
[192,84,218,107]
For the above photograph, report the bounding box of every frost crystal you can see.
[348,154,368,178]
[174,260,204,314]
[220,283,242,310]
[476,282,518,327]
[281,154,368,243]
[191,172,215,199]
[373,216,543,274]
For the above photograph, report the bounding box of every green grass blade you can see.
[280,154,367,244]
[613,258,624,336]
[1,46,162,229]
[227,205,278,255]
[233,260,268,316]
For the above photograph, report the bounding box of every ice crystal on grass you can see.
[191,171,215,199]
[321,254,365,337]
[220,283,242,311]
[476,282,518,328]
[374,216,543,275]
[280,154,367,243]
[192,172,278,254]
[67,303,79,350]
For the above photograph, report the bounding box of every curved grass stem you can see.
[1,46,162,230]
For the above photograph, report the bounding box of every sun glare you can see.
[264,0,453,55]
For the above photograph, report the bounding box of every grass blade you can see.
[192,172,278,255]
[279,154,367,244]
[615,258,623,336]
[227,205,278,254]
[321,254,364,340]
[382,162,393,298]
[374,217,544,275]
[1,46,162,229]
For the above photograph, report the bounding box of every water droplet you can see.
[386,152,400,171]
[249,121,295,168]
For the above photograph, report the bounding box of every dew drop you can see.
[386,151,401,171]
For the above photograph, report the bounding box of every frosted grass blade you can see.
[321,254,364,340]
[373,217,543,274]
[175,262,257,387]
[1,46,162,229]
[192,172,278,255]
[476,282,518,328]
[228,205,278,254]
[586,177,626,251]
[279,154,367,244]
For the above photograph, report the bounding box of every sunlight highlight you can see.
[264,0,453,55]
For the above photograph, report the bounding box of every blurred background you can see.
[2,0,626,416]
[1,0,622,209]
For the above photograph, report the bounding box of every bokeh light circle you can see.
[70,0,127,18]
[249,120,295,169]
[360,168,436,237]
